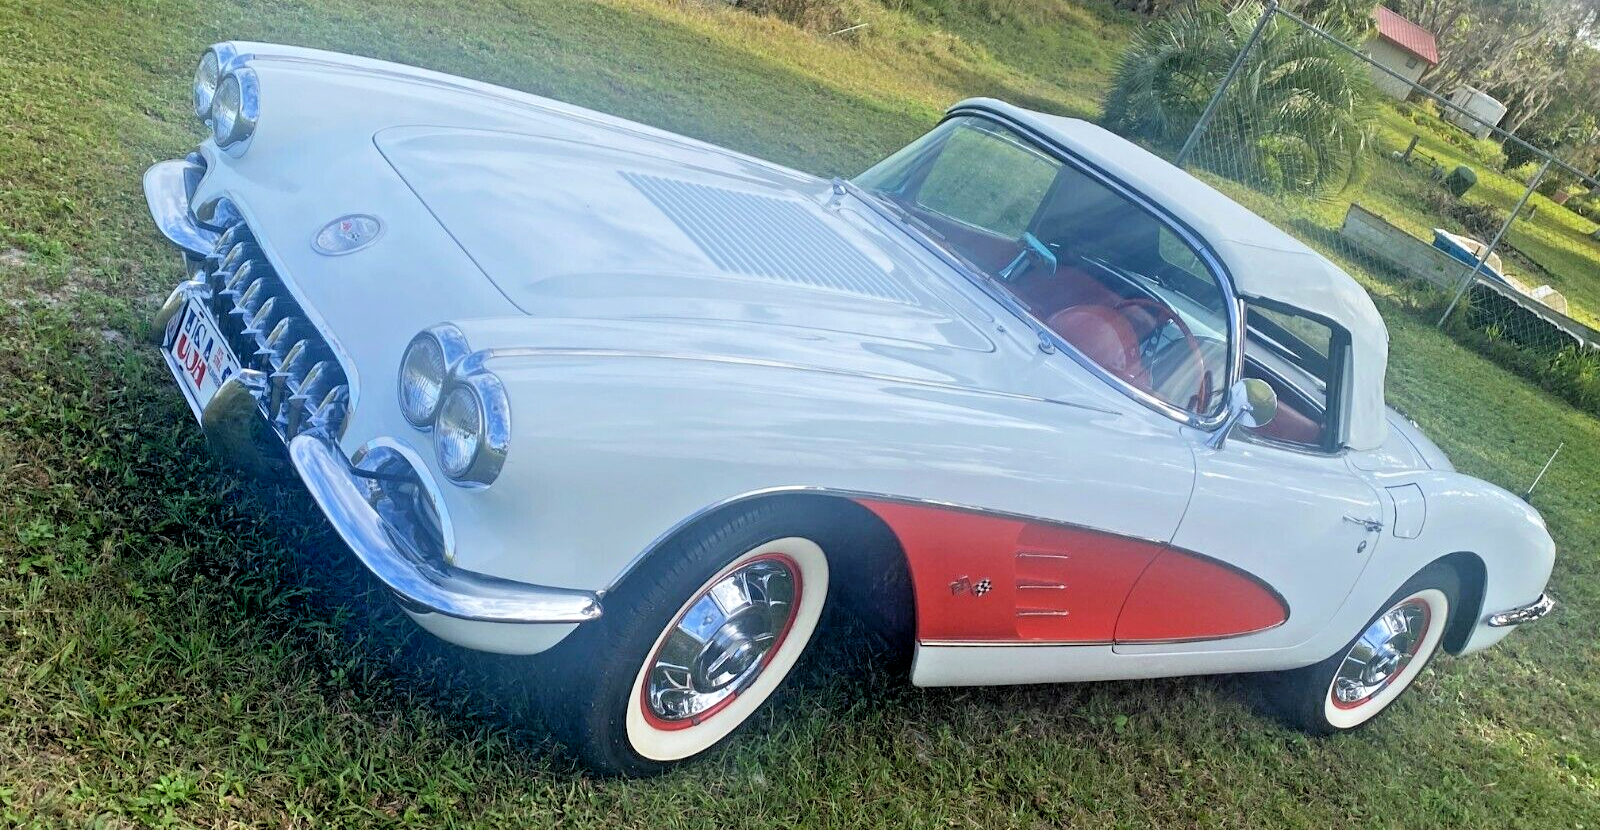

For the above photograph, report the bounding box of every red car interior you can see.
[1243,370,1327,445]
[901,202,1324,447]
[1044,304,1149,388]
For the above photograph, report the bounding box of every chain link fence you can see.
[1148,1,1600,412]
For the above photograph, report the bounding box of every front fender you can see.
[1338,468,1555,656]
[414,340,1195,595]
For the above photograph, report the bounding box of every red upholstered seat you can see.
[1248,394,1325,444]
[1046,305,1149,389]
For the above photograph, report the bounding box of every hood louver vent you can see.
[623,172,916,304]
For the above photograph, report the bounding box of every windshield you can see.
[856,116,1234,417]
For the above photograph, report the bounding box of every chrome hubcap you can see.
[645,556,799,724]
[1332,598,1430,707]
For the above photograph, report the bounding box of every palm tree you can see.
[1101,2,1376,196]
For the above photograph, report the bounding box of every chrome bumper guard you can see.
[288,434,602,624]
[1487,593,1555,627]
[144,157,218,257]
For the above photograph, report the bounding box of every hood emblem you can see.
[313,214,384,255]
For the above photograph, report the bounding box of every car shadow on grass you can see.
[234,478,1293,779]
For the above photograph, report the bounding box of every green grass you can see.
[2,0,1598,827]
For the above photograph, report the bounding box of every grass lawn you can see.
[2,0,1598,827]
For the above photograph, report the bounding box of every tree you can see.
[1284,0,1377,36]
[1101,1,1376,195]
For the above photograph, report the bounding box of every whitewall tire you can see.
[540,503,832,776]
[625,538,828,762]
[1270,564,1458,735]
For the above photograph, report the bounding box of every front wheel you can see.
[540,504,831,776]
[1269,564,1458,735]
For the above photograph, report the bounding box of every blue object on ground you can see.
[1432,229,1509,285]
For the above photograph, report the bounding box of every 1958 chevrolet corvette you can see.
[145,43,1557,775]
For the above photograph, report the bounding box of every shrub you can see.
[1506,160,1542,183]
[1536,168,1577,198]
[1437,292,1600,417]
[1100,1,1376,196]
[1548,346,1600,412]
[1448,199,1506,239]
[1565,190,1600,221]
[740,0,857,33]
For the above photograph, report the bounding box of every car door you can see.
[1116,303,1384,653]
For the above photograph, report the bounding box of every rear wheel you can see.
[541,503,830,776]
[1270,564,1458,735]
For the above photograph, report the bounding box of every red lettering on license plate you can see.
[175,330,207,386]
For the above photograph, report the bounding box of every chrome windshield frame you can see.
[850,108,1244,432]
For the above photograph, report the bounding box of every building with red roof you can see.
[1365,5,1440,100]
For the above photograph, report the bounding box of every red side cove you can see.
[854,500,1286,644]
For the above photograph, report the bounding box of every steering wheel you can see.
[1112,298,1212,413]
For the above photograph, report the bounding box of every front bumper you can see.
[287,433,601,624]
[1487,593,1556,627]
[145,158,602,629]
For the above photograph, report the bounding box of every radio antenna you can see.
[1524,442,1564,501]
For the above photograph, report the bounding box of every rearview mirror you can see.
[1204,378,1278,450]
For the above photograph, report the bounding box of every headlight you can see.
[193,51,221,120]
[434,374,510,486]
[210,68,260,154]
[192,44,238,121]
[398,325,470,427]
[435,385,482,478]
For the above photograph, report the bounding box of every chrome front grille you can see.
[200,219,350,438]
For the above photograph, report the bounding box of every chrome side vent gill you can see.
[200,218,350,438]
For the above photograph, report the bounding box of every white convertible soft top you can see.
[955,99,1391,451]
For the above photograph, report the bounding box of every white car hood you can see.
[375,125,993,353]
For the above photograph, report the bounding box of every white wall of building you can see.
[1364,38,1428,100]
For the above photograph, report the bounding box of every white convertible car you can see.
[146,43,1556,775]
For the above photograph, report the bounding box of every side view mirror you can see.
[1204,378,1278,450]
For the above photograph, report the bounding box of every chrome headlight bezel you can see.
[398,324,471,428]
[192,44,239,121]
[211,67,260,156]
[433,373,510,487]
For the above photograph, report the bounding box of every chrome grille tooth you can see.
[208,268,235,316]
[241,295,286,363]
[226,276,268,348]
[214,260,256,326]
[269,339,318,419]
[211,222,252,257]
[212,239,257,275]
[297,360,335,403]
[285,359,334,437]
[228,283,262,353]
[284,393,310,436]
[259,315,302,369]
[307,383,350,436]
[250,295,298,343]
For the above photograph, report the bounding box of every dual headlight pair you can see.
[192,45,258,154]
[398,326,510,487]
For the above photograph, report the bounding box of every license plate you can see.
[164,297,242,420]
